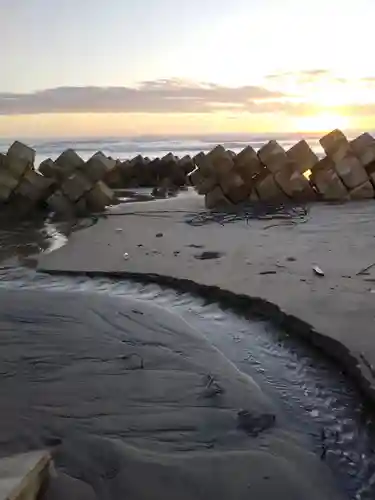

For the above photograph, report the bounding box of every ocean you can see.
[0,132,353,167]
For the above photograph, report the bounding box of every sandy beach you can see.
[4,0,375,496]
[38,193,375,403]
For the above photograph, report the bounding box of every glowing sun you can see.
[296,112,350,133]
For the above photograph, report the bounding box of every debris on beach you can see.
[202,374,225,398]
[187,244,205,249]
[237,410,276,437]
[356,261,375,276]
[313,266,325,277]
[194,251,223,260]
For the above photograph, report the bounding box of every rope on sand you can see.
[184,202,309,227]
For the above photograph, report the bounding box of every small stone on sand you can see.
[194,251,223,260]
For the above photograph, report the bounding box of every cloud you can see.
[337,103,375,116]
[265,69,332,83]
[265,69,375,88]
[360,77,375,83]
[267,69,330,79]
[4,77,375,118]
[0,79,285,115]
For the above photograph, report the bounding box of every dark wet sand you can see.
[0,287,346,500]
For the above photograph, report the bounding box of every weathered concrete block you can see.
[139,158,160,186]
[47,190,75,217]
[320,129,350,159]
[0,451,51,500]
[75,197,89,217]
[194,152,214,177]
[179,155,194,175]
[118,160,138,186]
[62,172,93,202]
[220,172,250,203]
[310,156,329,176]
[0,184,17,203]
[82,152,116,183]
[207,146,234,178]
[0,162,19,202]
[310,158,349,201]
[15,170,55,202]
[156,153,186,186]
[275,168,316,201]
[249,190,259,202]
[188,167,205,187]
[350,133,375,173]
[334,151,369,189]
[6,141,35,178]
[39,158,58,179]
[207,145,226,159]
[205,185,232,209]
[85,181,115,212]
[257,140,291,174]
[4,194,38,219]
[196,176,217,195]
[0,153,6,168]
[255,174,288,201]
[227,183,252,204]
[55,149,84,178]
[286,140,319,174]
[7,141,35,164]
[234,146,264,186]
[129,154,145,168]
[105,161,124,188]
[349,180,374,200]
[0,185,14,203]
[162,152,177,162]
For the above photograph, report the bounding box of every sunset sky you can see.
[2,0,375,138]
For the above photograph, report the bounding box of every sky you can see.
[2,0,375,137]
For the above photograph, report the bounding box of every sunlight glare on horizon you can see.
[295,112,350,133]
[1,0,375,137]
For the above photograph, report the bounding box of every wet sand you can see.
[2,192,375,499]
[38,194,375,403]
[0,286,347,500]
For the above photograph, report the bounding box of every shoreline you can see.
[37,194,375,409]
[39,267,375,410]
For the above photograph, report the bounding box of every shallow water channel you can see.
[0,264,374,499]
